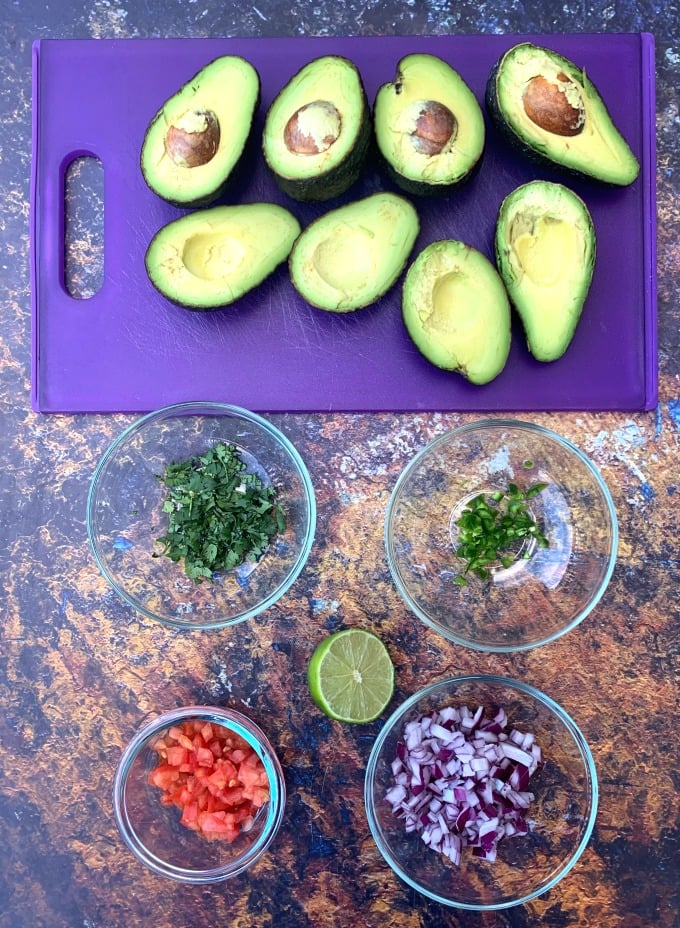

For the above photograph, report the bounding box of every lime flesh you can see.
[307,629,395,724]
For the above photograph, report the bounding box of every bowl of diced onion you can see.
[364,675,598,910]
[113,706,286,882]
[87,402,316,629]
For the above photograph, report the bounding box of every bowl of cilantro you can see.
[385,419,618,651]
[87,402,316,629]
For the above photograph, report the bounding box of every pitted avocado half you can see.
[486,43,639,185]
[495,180,596,362]
[141,56,261,207]
[402,240,511,384]
[373,53,486,196]
[145,203,301,310]
[289,192,420,312]
[263,56,371,202]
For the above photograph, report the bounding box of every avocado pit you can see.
[164,109,221,168]
[284,100,342,155]
[522,74,585,137]
[406,100,458,155]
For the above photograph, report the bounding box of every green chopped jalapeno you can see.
[453,482,549,585]
[153,442,286,583]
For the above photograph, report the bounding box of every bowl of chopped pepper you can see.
[113,706,286,882]
[385,419,617,651]
[87,402,316,629]
[364,674,598,910]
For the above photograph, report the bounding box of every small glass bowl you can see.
[113,706,286,883]
[385,418,618,651]
[87,402,316,629]
[364,674,598,910]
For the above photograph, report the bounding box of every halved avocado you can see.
[262,56,371,202]
[145,203,301,310]
[486,43,639,186]
[495,180,596,362]
[402,240,511,384]
[373,54,485,196]
[141,56,261,207]
[289,192,419,312]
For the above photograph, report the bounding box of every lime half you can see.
[307,629,395,724]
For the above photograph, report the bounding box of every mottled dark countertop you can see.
[1,1,679,927]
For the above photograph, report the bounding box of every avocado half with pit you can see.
[140,56,261,207]
[289,192,420,312]
[262,56,371,202]
[402,240,511,385]
[495,180,596,362]
[486,43,639,186]
[145,203,301,310]
[373,54,486,196]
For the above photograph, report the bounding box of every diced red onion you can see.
[384,704,542,866]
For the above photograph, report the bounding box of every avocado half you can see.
[402,240,511,384]
[373,53,486,196]
[262,56,371,202]
[495,180,596,362]
[486,43,639,186]
[289,192,420,312]
[140,56,261,207]
[145,203,301,310]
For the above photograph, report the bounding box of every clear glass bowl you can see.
[385,419,618,651]
[87,402,316,629]
[364,674,598,910]
[113,706,286,883]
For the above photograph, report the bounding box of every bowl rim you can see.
[86,401,317,630]
[384,417,619,652]
[112,705,287,883]
[363,673,599,911]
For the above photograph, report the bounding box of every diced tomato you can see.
[166,745,189,767]
[196,746,215,767]
[147,718,271,843]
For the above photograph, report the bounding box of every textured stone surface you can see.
[1,1,679,927]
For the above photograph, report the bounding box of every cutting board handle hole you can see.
[64,154,104,299]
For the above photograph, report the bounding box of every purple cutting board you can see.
[31,33,657,414]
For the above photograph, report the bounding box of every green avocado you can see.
[262,56,371,202]
[373,53,485,196]
[486,43,639,186]
[145,203,301,310]
[402,240,511,384]
[289,192,420,312]
[140,56,261,207]
[495,180,596,362]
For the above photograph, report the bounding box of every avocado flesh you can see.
[263,56,371,202]
[141,56,261,207]
[486,43,639,186]
[495,180,596,361]
[402,240,511,384]
[145,203,301,310]
[374,53,485,195]
[289,193,420,312]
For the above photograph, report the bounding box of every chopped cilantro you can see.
[153,442,286,583]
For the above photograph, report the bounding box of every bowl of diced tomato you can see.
[113,706,286,882]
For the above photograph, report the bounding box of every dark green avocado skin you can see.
[263,56,372,203]
[484,55,573,180]
[377,149,484,198]
[273,109,372,202]
[484,46,637,186]
[141,96,262,209]
[140,57,261,209]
